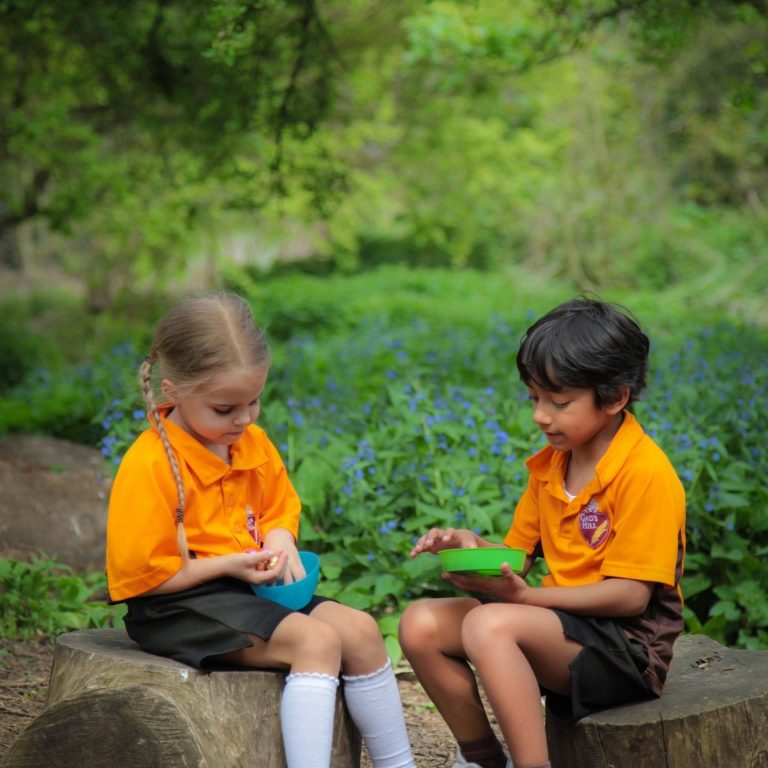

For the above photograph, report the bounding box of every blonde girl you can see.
[106,292,415,768]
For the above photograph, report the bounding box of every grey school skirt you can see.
[122,577,332,669]
[544,610,656,720]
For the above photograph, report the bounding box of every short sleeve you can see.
[503,476,542,555]
[253,434,301,540]
[105,438,182,601]
[600,457,685,587]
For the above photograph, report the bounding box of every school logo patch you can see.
[579,498,610,549]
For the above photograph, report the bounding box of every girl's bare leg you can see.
[213,613,343,768]
[214,611,342,674]
[311,601,416,768]
[462,603,581,767]
[309,600,388,674]
[399,597,496,743]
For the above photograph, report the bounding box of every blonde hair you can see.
[139,292,269,559]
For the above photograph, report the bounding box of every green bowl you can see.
[438,547,526,575]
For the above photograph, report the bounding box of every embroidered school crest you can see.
[578,498,609,549]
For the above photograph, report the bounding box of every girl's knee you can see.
[302,617,343,668]
[339,607,383,648]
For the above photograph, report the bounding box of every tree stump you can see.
[1,628,362,768]
[546,634,768,768]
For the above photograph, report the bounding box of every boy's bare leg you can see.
[399,597,498,743]
[462,603,581,767]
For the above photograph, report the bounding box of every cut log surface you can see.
[546,634,768,768]
[1,627,362,768]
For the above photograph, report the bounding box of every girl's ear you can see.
[605,386,631,415]
[161,378,178,403]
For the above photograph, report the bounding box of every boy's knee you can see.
[461,604,515,655]
[398,600,435,649]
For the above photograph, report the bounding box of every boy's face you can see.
[163,365,268,456]
[526,381,625,454]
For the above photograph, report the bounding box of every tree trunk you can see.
[546,634,768,768]
[1,627,362,768]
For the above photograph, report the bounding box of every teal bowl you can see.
[438,547,526,575]
[251,550,320,610]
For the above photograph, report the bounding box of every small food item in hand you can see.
[268,555,279,569]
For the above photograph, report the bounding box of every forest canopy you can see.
[1,0,766,311]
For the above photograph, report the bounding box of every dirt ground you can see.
[0,636,464,767]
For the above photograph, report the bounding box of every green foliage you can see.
[3,1,767,306]
[0,315,40,394]
[0,557,125,640]
[635,322,768,649]
[2,269,768,657]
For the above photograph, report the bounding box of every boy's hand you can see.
[410,527,478,557]
[443,561,529,602]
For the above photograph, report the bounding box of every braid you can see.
[140,355,190,561]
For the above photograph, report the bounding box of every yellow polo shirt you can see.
[504,411,686,590]
[106,415,300,602]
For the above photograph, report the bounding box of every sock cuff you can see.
[285,671,339,688]
[341,657,392,683]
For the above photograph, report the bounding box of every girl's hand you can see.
[443,561,529,602]
[263,528,305,584]
[236,549,287,585]
[410,527,479,557]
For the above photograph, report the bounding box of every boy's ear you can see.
[605,386,631,415]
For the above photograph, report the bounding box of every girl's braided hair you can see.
[139,292,269,559]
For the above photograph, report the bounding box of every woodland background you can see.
[1,0,767,660]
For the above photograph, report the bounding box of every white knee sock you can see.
[342,659,416,768]
[281,672,339,768]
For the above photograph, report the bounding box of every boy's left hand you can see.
[443,562,529,603]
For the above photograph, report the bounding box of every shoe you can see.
[452,747,513,768]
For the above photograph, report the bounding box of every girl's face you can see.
[526,381,626,456]
[163,365,268,457]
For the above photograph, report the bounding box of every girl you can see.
[106,292,416,768]
[398,298,686,768]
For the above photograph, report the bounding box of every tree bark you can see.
[546,634,768,768]
[1,627,362,768]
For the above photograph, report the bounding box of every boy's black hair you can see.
[516,297,650,407]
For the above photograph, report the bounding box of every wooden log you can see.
[546,633,768,768]
[1,627,362,768]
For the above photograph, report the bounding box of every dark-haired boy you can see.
[399,298,686,768]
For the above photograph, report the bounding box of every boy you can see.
[399,298,686,768]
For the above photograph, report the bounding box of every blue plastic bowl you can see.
[251,550,320,610]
